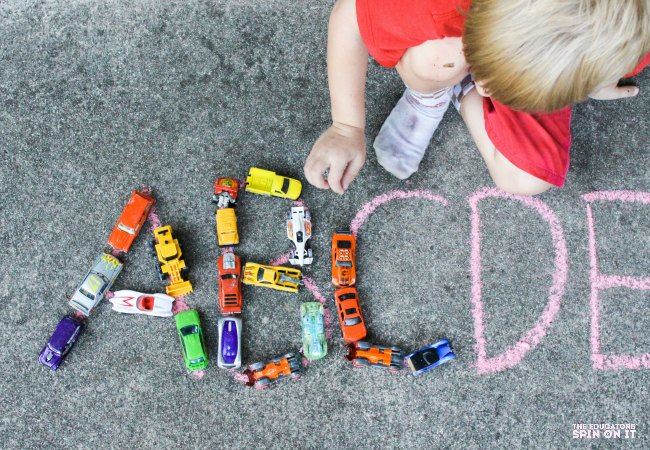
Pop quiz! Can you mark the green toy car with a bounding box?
[301,302,327,360]
[175,309,209,371]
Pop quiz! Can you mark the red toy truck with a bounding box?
[218,252,242,314]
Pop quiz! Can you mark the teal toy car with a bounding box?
[175,309,208,371]
[300,302,327,360]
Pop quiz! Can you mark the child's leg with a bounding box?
[373,87,451,180]
[458,89,554,196]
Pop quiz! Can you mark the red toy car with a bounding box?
[108,190,155,253]
[332,230,356,287]
[346,341,404,372]
[218,252,242,314]
[212,177,239,209]
[334,287,366,343]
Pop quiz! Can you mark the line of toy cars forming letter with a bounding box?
[109,290,175,318]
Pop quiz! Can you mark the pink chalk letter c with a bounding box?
[469,188,568,374]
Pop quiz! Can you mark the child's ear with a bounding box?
[474,80,490,97]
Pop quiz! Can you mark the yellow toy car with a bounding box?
[242,262,301,293]
[154,225,193,297]
[245,167,302,200]
[216,208,239,247]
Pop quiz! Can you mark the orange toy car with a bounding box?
[243,352,303,389]
[334,287,366,343]
[108,190,154,253]
[346,341,404,372]
[217,252,242,314]
[332,230,356,287]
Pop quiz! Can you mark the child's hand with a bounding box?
[304,122,366,194]
[589,82,639,100]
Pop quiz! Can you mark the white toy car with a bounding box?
[287,206,313,266]
[69,252,123,316]
[109,290,175,318]
[218,316,242,369]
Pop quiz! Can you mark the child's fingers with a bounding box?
[341,153,365,191]
[590,85,639,100]
[326,162,347,195]
[304,157,330,189]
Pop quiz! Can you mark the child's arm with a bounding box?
[304,0,368,194]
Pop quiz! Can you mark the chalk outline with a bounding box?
[469,188,568,374]
[583,190,650,370]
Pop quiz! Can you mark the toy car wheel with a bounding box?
[156,264,166,282]
[353,358,369,367]
[255,377,271,389]
[390,346,401,352]
[249,361,266,371]
[291,372,302,380]
[356,341,371,350]
[304,210,311,220]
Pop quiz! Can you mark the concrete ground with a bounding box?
[1,1,649,448]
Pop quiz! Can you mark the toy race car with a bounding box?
[38,315,84,371]
[332,230,356,287]
[217,252,242,314]
[69,251,123,316]
[175,309,208,371]
[216,207,239,247]
[217,316,242,369]
[244,352,303,389]
[245,167,302,200]
[154,225,193,297]
[346,341,404,372]
[287,206,313,266]
[212,177,239,209]
[404,339,455,376]
[301,302,327,360]
[107,190,155,253]
[334,287,366,343]
[242,262,301,293]
[109,290,175,318]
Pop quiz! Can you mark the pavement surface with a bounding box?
[1,1,649,448]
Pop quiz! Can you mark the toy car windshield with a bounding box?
[137,296,155,311]
[180,325,198,336]
[118,223,136,235]
[337,240,352,248]
[190,357,205,365]
[408,350,440,371]
[221,273,238,280]
[281,178,290,193]
[78,288,96,301]
[336,261,352,267]
[345,317,361,326]
[338,293,356,301]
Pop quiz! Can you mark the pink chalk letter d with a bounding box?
[469,188,568,374]
[583,191,650,370]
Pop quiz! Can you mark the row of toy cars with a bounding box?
[39,190,155,370]
[212,169,327,388]
[331,230,456,376]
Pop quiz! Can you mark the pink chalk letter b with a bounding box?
[583,191,650,370]
[469,188,568,374]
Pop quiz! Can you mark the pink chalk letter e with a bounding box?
[469,188,568,374]
[583,191,650,370]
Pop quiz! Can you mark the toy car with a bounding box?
[242,262,301,293]
[287,206,313,266]
[175,309,208,371]
[217,316,242,369]
[245,167,302,200]
[218,252,242,314]
[332,230,356,287]
[107,190,155,253]
[38,315,83,371]
[109,290,175,317]
[334,287,366,343]
[301,302,327,360]
[154,225,193,297]
[216,207,239,247]
[212,177,239,209]
[244,352,303,389]
[69,251,123,316]
[346,341,403,372]
[405,339,455,376]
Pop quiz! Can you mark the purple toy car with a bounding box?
[217,316,242,369]
[39,316,84,371]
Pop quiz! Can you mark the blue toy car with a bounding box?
[404,339,455,376]
[217,316,242,369]
[38,315,84,371]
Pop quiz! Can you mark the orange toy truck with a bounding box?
[332,230,356,287]
[108,190,154,253]
[346,341,404,372]
[154,225,193,297]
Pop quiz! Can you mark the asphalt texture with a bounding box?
[1,1,649,448]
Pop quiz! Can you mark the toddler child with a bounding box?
[303,0,650,195]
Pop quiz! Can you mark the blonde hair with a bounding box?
[463,0,650,112]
